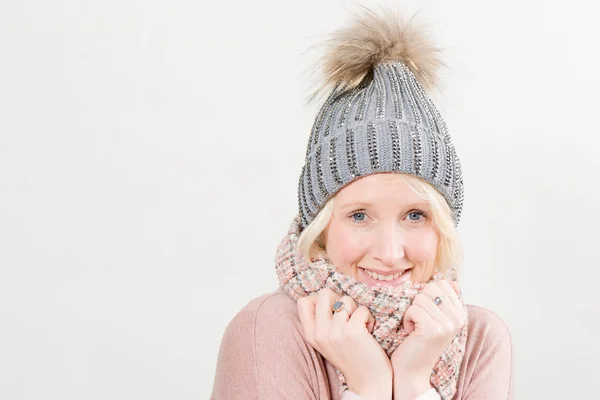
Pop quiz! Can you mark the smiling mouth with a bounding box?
[358,267,412,282]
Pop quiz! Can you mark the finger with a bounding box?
[403,303,435,334]
[449,281,460,295]
[424,283,465,328]
[423,281,458,311]
[329,296,359,340]
[315,288,339,327]
[331,296,358,323]
[348,305,376,334]
[443,281,467,326]
[435,280,462,309]
[412,292,448,323]
[297,294,317,342]
[449,281,463,301]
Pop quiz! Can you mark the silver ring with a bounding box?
[434,296,444,306]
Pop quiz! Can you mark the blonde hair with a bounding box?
[297,174,463,281]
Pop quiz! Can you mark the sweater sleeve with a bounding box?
[210,292,329,400]
[460,306,513,400]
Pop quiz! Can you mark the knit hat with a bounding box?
[297,8,464,228]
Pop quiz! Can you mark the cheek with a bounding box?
[325,223,366,272]
[406,229,439,264]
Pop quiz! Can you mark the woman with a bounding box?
[211,8,512,400]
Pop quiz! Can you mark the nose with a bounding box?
[371,223,405,267]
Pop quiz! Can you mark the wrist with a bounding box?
[392,371,432,400]
[347,372,393,400]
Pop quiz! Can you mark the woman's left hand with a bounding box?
[390,280,467,398]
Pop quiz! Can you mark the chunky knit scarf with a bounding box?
[275,216,468,400]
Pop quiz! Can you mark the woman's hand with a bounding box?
[297,288,393,400]
[391,280,467,399]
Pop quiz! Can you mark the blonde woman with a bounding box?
[211,8,512,400]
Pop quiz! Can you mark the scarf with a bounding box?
[275,216,468,400]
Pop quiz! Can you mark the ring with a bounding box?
[434,296,444,306]
[332,301,345,313]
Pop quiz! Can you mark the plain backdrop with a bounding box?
[1,0,599,399]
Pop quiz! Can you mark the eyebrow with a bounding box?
[338,201,431,213]
[338,202,373,212]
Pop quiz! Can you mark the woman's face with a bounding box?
[323,173,439,286]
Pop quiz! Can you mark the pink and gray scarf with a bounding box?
[275,216,468,400]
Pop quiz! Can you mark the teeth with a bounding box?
[364,269,401,281]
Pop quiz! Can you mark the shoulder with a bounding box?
[457,306,514,398]
[465,305,512,344]
[213,290,323,398]
[227,289,299,332]
[462,305,513,380]
[220,289,303,351]
[245,288,299,319]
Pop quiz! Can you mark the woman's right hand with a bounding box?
[297,288,392,400]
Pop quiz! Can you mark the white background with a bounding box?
[1,0,599,398]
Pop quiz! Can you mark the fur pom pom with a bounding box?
[307,6,444,103]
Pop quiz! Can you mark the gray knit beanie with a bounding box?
[298,8,464,228]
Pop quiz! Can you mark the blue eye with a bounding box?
[351,212,366,222]
[407,210,425,221]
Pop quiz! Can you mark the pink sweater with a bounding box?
[211,289,513,400]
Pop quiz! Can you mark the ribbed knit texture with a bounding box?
[298,61,464,228]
